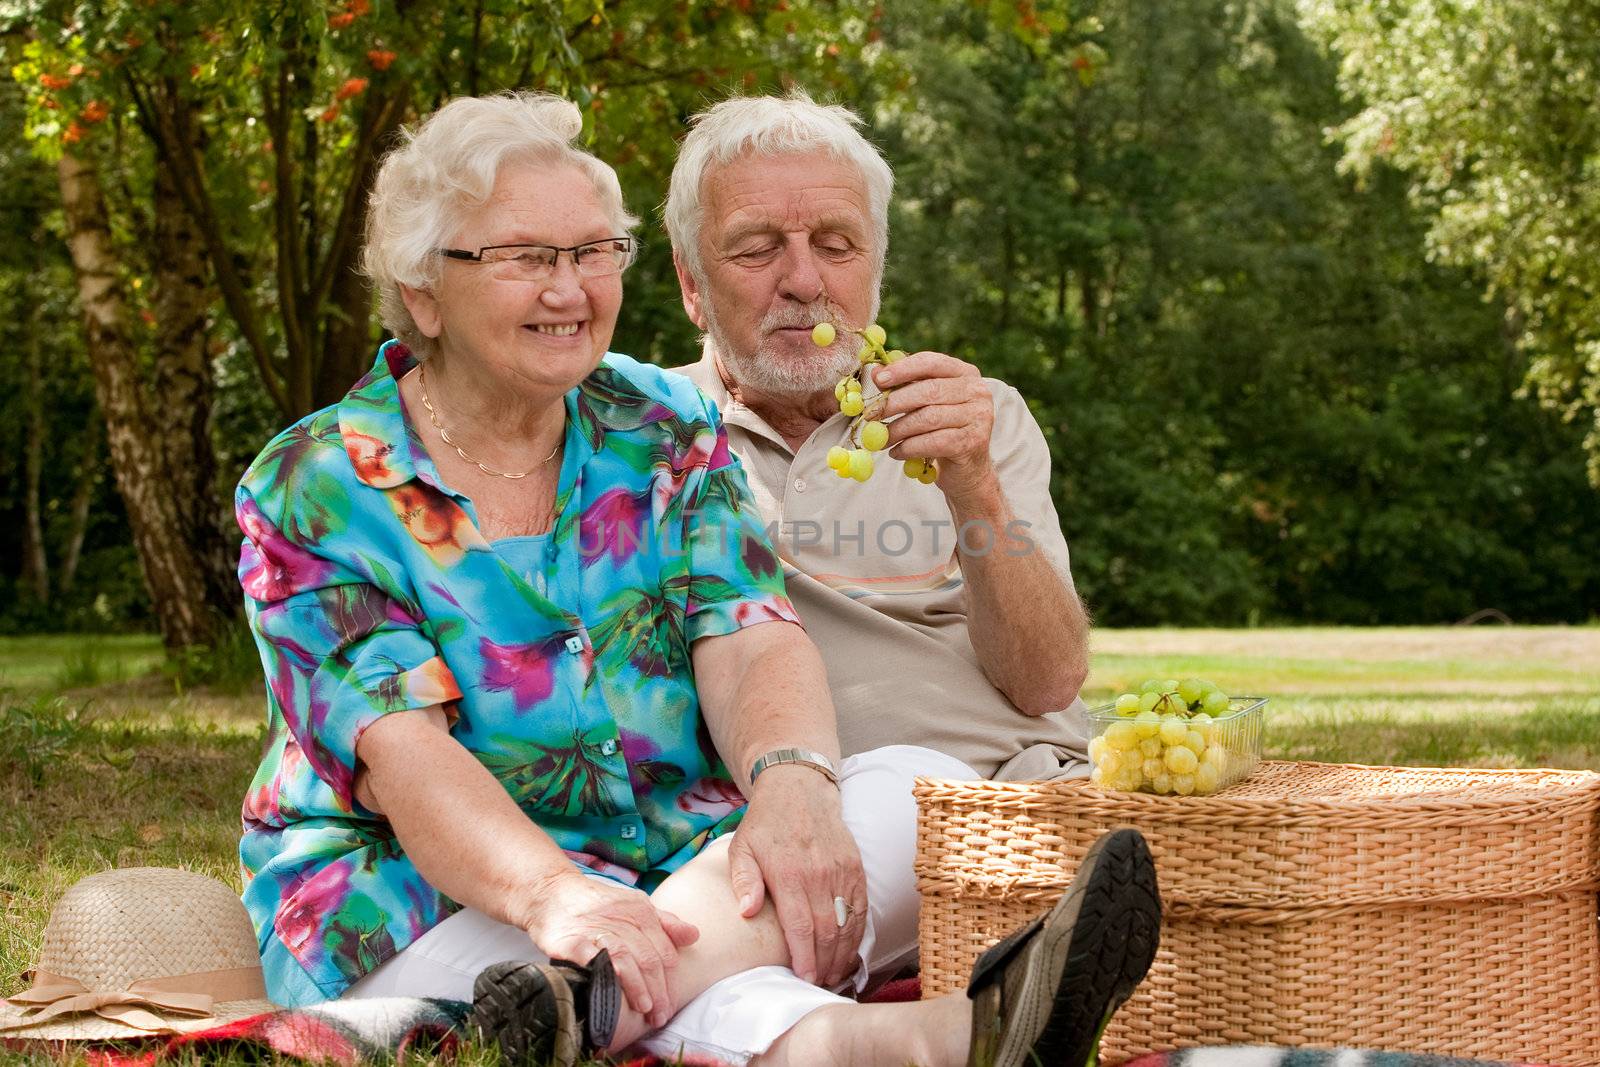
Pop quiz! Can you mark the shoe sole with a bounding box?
[588,949,622,1051]
[468,959,581,1067]
[986,828,1162,1067]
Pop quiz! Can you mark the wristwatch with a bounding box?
[748,747,840,787]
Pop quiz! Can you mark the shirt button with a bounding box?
[564,635,584,654]
[619,824,638,840]
[793,478,807,493]
[600,739,618,757]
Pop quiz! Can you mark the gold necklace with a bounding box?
[417,363,561,480]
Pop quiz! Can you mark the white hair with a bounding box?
[362,92,639,360]
[664,91,894,284]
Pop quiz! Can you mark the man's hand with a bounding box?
[726,768,867,988]
[872,352,998,506]
[514,868,700,1036]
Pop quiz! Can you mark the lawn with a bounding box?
[1,625,1596,1063]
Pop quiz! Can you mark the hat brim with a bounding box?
[0,997,277,1042]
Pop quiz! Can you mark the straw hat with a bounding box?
[0,867,276,1040]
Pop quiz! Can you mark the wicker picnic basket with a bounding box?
[914,761,1600,1066]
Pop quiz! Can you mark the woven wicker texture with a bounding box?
[915,761,1600,1066]
[35,867,260,988]
[0,867,274,1040]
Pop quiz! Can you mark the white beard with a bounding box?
[701,294,863,400]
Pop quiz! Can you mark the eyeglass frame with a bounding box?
[434,236,639,278]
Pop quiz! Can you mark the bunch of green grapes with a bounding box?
[810,321,938,485]
[1087,677,1246,796]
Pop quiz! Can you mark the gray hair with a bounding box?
[665,91,894,283]
[362,92,639,360]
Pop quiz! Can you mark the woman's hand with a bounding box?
[515,868,700,1034]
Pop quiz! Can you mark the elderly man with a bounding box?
[666,93,1093,782]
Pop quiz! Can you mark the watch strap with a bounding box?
[748,747,840,787]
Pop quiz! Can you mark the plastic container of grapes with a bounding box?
[1085,697,1267,796]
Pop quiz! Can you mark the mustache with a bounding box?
[761,300,835,333]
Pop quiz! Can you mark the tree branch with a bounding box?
[121,68,289,414]
[310,85,409,316]
[269,60,312,409]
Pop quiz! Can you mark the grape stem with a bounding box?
[823,316,936,478]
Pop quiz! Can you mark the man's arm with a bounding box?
[691,619,867,988]
[944,469,1091,715]
[873,355,1090,715]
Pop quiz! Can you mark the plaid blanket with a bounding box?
[6,997,726,1067]
[72,998,471,1066]
[4,995,1558,1067]
[1121,1049,1557,1067]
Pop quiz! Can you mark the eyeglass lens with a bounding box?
[485,240,631,280]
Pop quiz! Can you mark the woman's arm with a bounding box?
[353,705,572,924]
[354,708,697,1029]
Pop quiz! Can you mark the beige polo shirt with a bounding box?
[673,351,1090,781]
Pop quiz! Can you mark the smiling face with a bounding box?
[403,160,623,396]
[676,150,879,401]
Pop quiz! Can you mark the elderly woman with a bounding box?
[235,92,1158,1067]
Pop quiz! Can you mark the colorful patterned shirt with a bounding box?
[236,341,799,1005]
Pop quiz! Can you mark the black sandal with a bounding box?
[965,828,1162,1067]
[469,948,623,1066]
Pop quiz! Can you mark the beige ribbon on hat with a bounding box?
[0,965,267,1033]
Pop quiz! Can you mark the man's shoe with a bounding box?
[468,949,623,1066]
[965,827,1161,1067]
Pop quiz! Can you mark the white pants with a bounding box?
[343,744,977,1064]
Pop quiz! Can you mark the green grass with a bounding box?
[1083,626,1600,770]
[0,626,1596,1063]
[0,635,163,695]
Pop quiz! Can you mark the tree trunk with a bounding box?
[57,149,228,652]
[21,306,51,605]
[312,85,411,409]
[150,124,238,614]
[58,425,99,596]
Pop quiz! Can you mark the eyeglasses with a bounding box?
[435,237,638,281]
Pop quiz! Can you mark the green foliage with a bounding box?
[1299,0,1600,485]
[4,0,879,416]
[53,642,129,690]
[161,621,265,695]
[871,0,1600,624]
[0,696,88,786]
[0,0,1597,632]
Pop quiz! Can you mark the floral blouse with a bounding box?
[236,341,800,1005]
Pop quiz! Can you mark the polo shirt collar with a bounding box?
[685,346,800,455]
